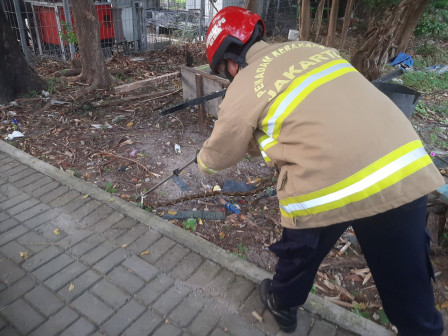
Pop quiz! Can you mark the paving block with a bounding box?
[107,266,144,294]
[90,279,131,309]
[59,195,91,214]
[239,287,265,322]
[93,248,129,274]
[0,193,31,212]
[210,328,231,336]
[14,202,50,222]
[32,306,79,336]
[227,276,255,305]
[100,300,146,336]
[59,317,96,336]
[0,276,36,306]
[32,181,60,198]
[126,229,162,255]
[24,285,65,316]
[56,229,93,251]
[0,240,31,264]
[169,295,205,327]
[34,222,69,242]
[14,172,44,188]
[0,224,29,247]
[188,305,221,336]
[22,209,60,229]
[113,217,139,230]
[32,253,74,281]
[0,259,25,285]
[22,176,53,194]
[0,298,45,334]
[70,200,102,221]
[122,255,159,281]
[6,198,40,216]
[70,233,104,257]
[114,224,148,247]
[120,310,163,336]
[72,292,114,325]
[152,282,191,316]
[205,269,235,298]
[16,231,50,253]
[58,270,101,303]
[152,323,181,336]
[154,243,189,273]
[22,245,63,272]
[90,212,124,233]
[135,274,174,306]
[7,168,36,183]
[1,163,27,176]
[44,261,88,291]
[169,251,203,281]
[49,190,82,208]
[140,236,176,264]
[40,185,70,203]
[79,204,114,227]
[80,241,116,265]
[186,259,221,288]
[309,319,338,336]
[0,327,20,336]
[220,313,265,336]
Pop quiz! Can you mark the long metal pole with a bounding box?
[13,0,30,63]
[62,0,76,60]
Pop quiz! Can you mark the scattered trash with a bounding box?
[388,52,414,69]
[41,90,50,97]
[213,185,221,192]
[427,64,448,75]
[7,111,17,116]
[91,123,112,129]
[436,184,448,203]
[172,175,189,192]
[222,180,258,193]
[129,149,137,157]
[131,57,145,61]
[162,210,226,220]
[112,115,126,123]
[174,143,181,154]
[50,99,69,105]
[217,197,241,214]
[4,131,24,140]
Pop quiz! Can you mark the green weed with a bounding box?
[105,182,117,193]
[183,218,197,232]
[232,243,248,260]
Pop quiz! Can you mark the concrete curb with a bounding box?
[0,140,394,336]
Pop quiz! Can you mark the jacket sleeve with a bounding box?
[197,109,256,174]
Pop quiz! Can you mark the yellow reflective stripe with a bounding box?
[262,60,357,139]
[280,140,432,217]
[197,156,218,174]
[258,134,278,151]
[261,151,271,163]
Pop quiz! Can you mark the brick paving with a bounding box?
[0,143,394,336]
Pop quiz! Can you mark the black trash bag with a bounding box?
[373,82,421,119]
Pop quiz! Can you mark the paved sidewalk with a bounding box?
[0,141,394,336]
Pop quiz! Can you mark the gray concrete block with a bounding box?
[22,176,53,194]
[58,270,101,303]
[93,248,129,274]
[31,306,79,336]
[169,251,203,281]
[56,229,93,251]
[80,241,116,265]
[70,233,104,257]
[152,282,191,316]
[120,310,163,336]
[220,313,265,336]
[79,204,114,228]
[113,224,148,247]
[152,323,181,336]
[107,266,144,294]
[0,240,31,264]
[154,243,188,273]
[14,202,50,222]
[0,217,19,234]
[44,261,88,291]
[113,217,139,230]
[32,181,60,198]
[40,185,70,203]
[22,245,63,272]
[309,319,338,336]
[126,229,162,254]
[227,276,255,305]
[91,279,131,309]
[72,292,114,324]
[6,198,40,216]
[32,253,74,281]
[122,255,159,281]
[22,209,60,229]
[14,172,44,188]
[70,199,102,221]
[59,317,96,336]
[135,274,174,306]
[49,189,81,208]
[0,193,31,212]
[210,328,232,336]
[205,268,234,298]
[0,163,27,176]
[140,236,176,264]
[59,195,90,214]
[91,212,124,233]
[0,298,45,334]
[0,259,25,286]
[24,285,65,316]
[34,222,69,242]
[239,287,265,323]
[101,300,146,336]
[188,306,221,336]
[169,295,205,327]
[0,327,21,336]
[0,276,36,306]
[187,260,221,288]
[16,231,50,253]
[7,168,36,183]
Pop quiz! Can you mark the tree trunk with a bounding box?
[350,0,429,81]
[0,8,45,103]
[299,0,311,41]
[338,0,354,49]
[70,0,113,89]
[312,0,325,42]
[326,0,339,47]
[247,0,259,14]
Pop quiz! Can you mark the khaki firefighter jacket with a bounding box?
[198,40,444,229]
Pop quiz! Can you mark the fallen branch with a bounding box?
[91,151,161,177]
[114,71,181,94]
[92,89,181,108]
[56,68,131,77]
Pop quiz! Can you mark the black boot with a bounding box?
[259,278,298,333]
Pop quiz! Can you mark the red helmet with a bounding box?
[206,7,265,73]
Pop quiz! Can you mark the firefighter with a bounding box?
[197,6,445,336]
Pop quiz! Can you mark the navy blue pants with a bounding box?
[269,196,444,336]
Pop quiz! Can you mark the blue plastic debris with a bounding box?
[388,53,414,68]
[436,184,448,203]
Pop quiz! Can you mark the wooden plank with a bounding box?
[113,71,181,94]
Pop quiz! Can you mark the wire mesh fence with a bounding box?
[1,0,299,62]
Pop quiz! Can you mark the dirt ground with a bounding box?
[1,40,447,333]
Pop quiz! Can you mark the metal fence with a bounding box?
[1,0,298,62]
